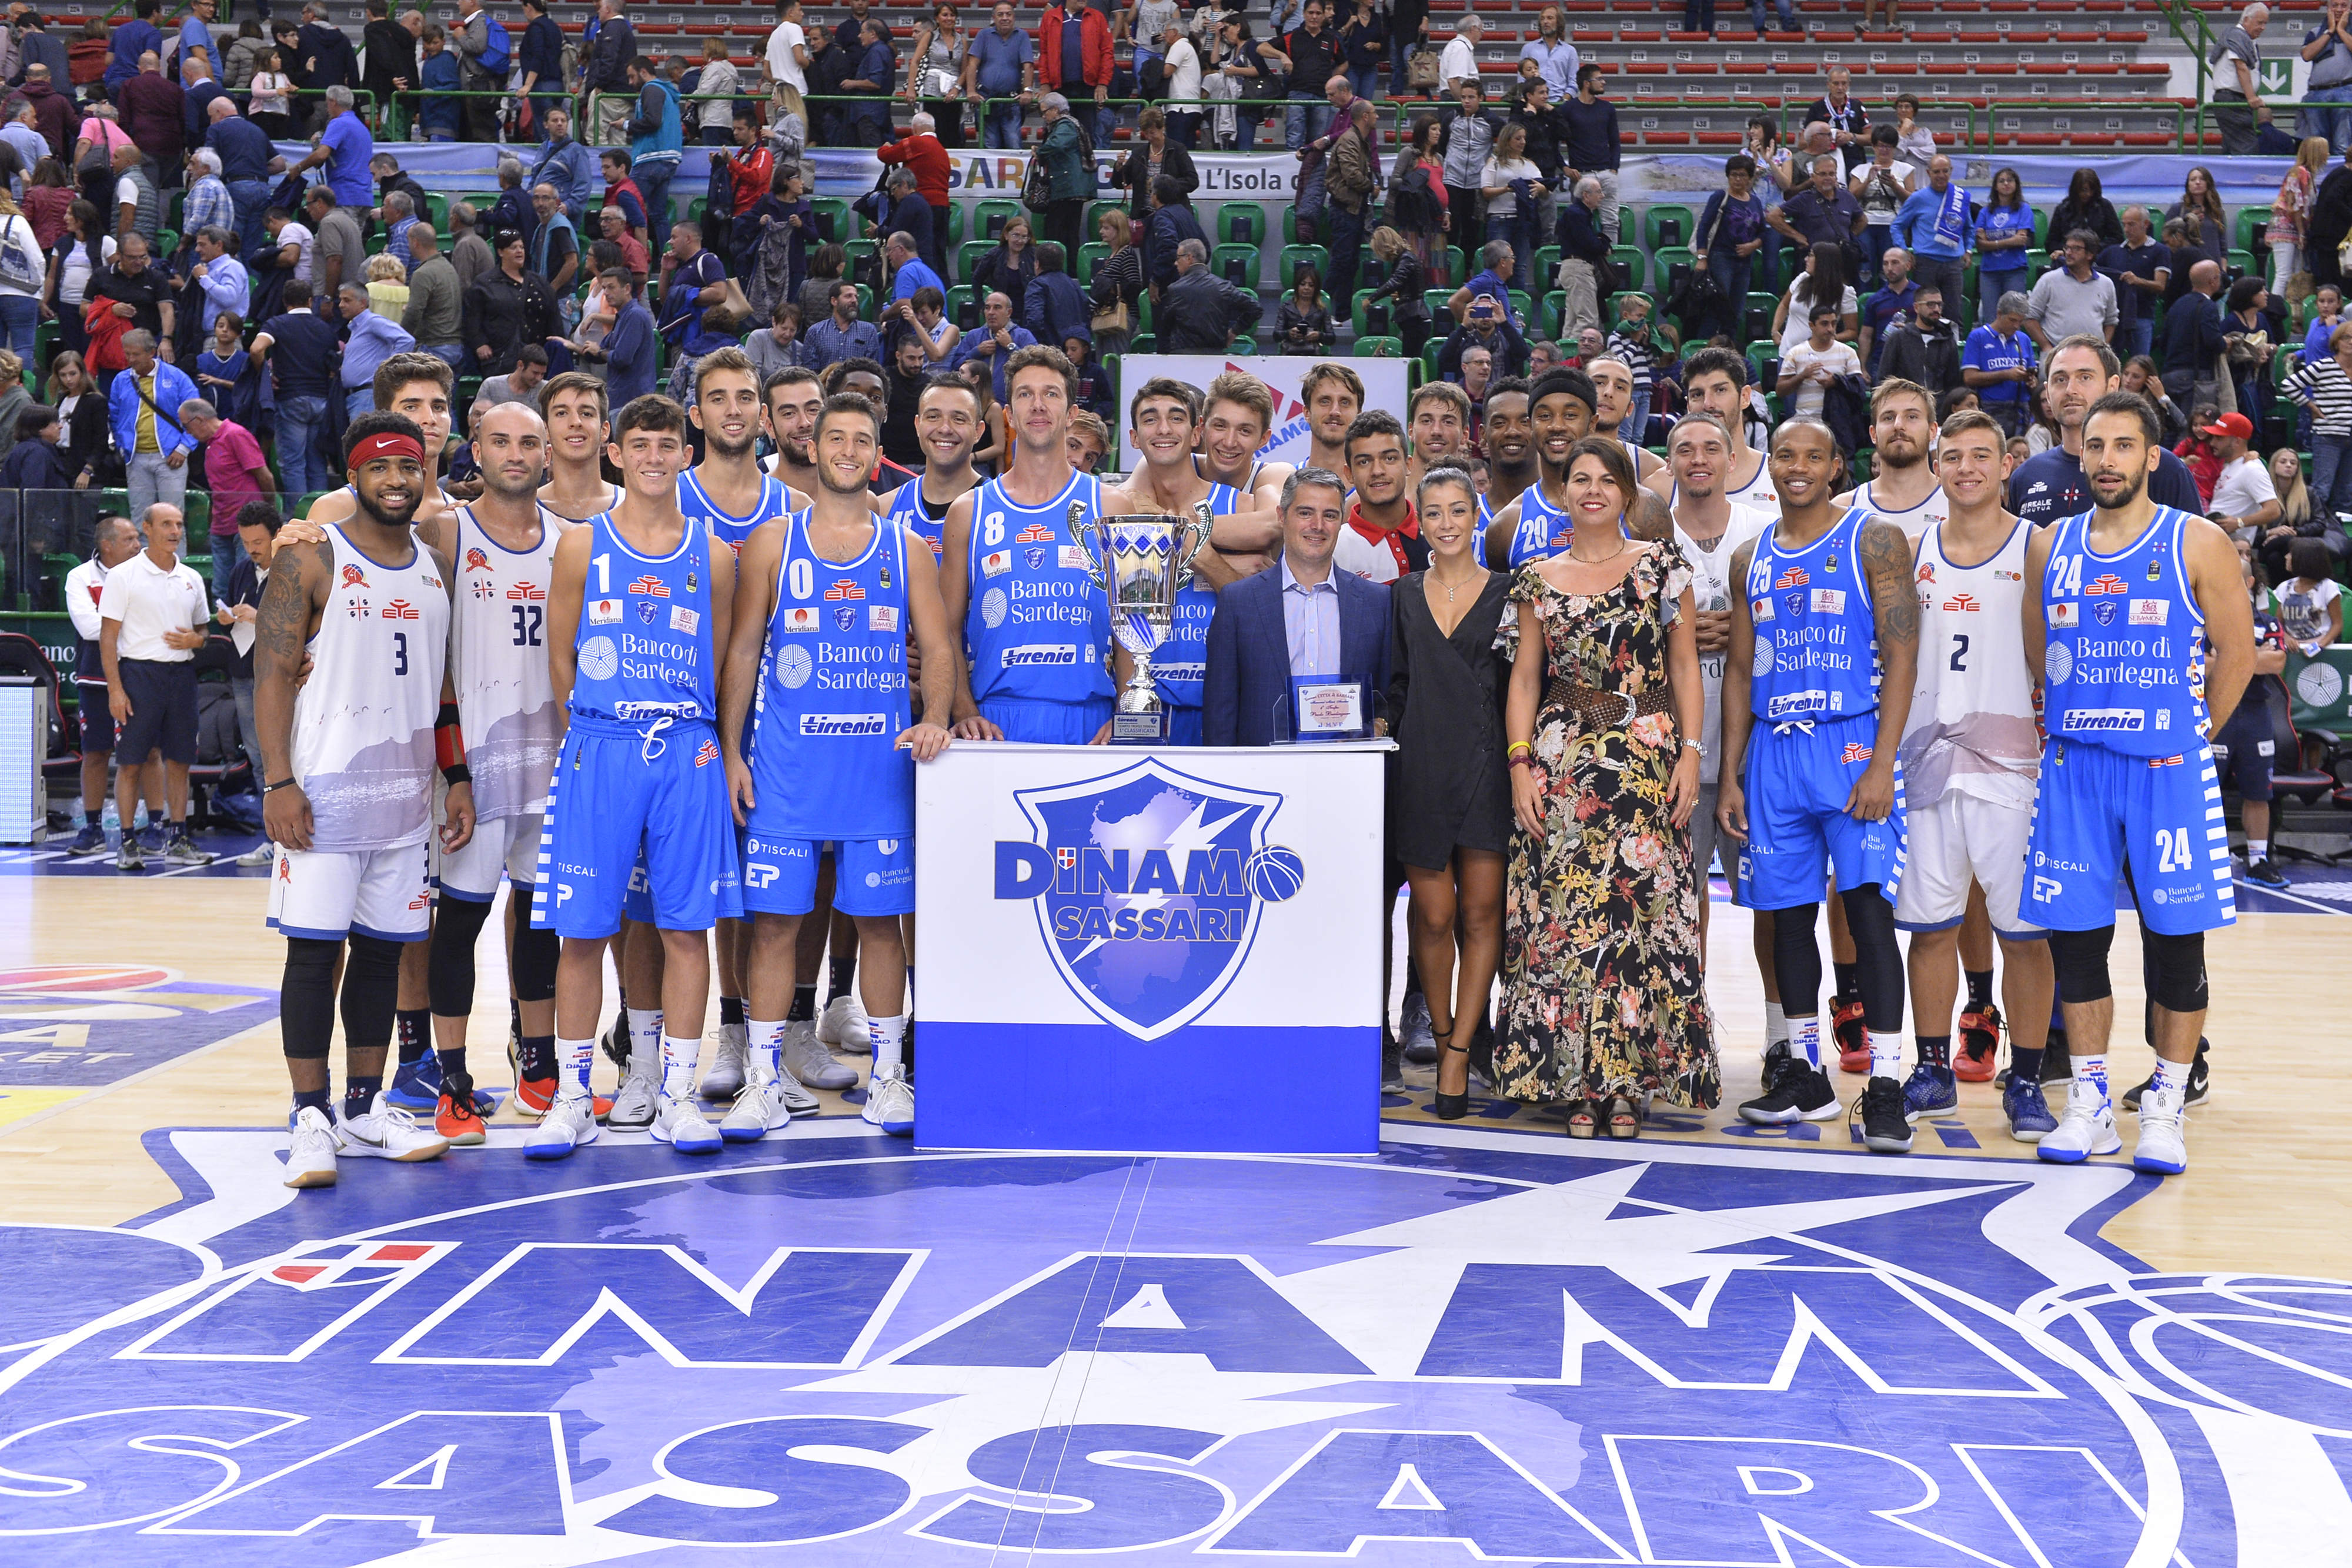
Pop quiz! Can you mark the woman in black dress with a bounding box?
[1387,464,1512,1119]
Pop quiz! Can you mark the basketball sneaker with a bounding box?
[783,1019,858,1091]
[2244,857,2289,890]
[607,1045,660,1131]
[235,841,275,867]
[115,835,144,872]
[863,1062,915,1136]
[2121,1040,2210,1111]
[284,1106,339,1189]
[525,1094,600,1159]
[162,830,214,866]
[1738,1050,1840,1125]
[1857,1076,1913,1154]
[820,993,871,1052]
[1400,993,1439,1065]
[339,1093,451,1163]
[64,823,106,856]
[602,1011,631,1071]
[651,1094,723,1154]
[720,1072,794,1142]
[1830,993,1869,1073]
[2002,1075,2058,1143]
[386,1052,445,1112]
[699,1021,749,1100]
[1955,1004,2002,1082]
[1900,1062,1957,1121]
[2132,1085,2190,1174]
[2037,1080,2121,1164]
[435,1071,493,1146]
[511,1074,613,1119]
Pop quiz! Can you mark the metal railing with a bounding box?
[2154,0,2217,108]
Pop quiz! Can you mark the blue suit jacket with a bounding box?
[1203,563,1391,747]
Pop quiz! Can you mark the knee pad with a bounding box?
[339,933,405,1054]
[1836,885,1906,1031]
[2047,925,2117,1007]
[2143,929,2209,1014]
[426,895,494,1018]
[280,938,341,1061]
[510,917,560,1004]
[1772,901,1825,1014]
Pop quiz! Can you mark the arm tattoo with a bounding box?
[1628,492,1675,542]
[255,540,323,664]
[1860,521,1918,648]
[1727,538,1757,589]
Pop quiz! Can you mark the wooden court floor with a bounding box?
[4,875,2346,1282]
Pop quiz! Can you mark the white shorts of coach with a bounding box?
[1893,790,2044,941]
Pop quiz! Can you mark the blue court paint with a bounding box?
[0,965,275,1088]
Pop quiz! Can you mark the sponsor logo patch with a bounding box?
[2086,573,2128,596]
[868,605,899,633]
[782,606,821,633]
[2129,599,2168,626]
[800,713,890,737]
[981,550,1012,578]
[1810,588,1846,616]
[2049,601,2079,628]
[670,606,700,634]
[629,575,671,599]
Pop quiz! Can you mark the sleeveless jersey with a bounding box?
[293,523,449,854]
[2038,506,2207,756]
[1744,505,1882,723]
[1674,502,1772,783]
[539,484,623,529]
[1472,494,1495,568]
[881,473,966,563]
[1505,482,1575,568]
[751,510,913,838]
[568,512,717,724]
[449,509,560,822]
[1154,480,1240,713]
[1852,478,1948,543]
[966,469,1114,706]
[679,469,793,557]
[1725,452,1781,513]
[1900,518,2039,808]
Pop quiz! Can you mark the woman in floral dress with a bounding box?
[1496,436,1720,1137]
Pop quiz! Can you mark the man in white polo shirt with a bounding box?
[98,503,215,872]
[2200,412,2281,539]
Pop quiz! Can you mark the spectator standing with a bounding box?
[1558,64,1620,244]
[764,0,811,134]
[212,500,280,861]
[1555,172,1611,340]
[1776,303,1859,420]
[590,268,657,404]
[119,50,185,190]
[185,222,246,333]
[111,141,159,248]
[1038,0,1111,146]
[2202,411,2282,543]
[2303,0,2352,153]
[1141,175,1204,296]
[1892,155,1970,330]
[901,6,967,151]
[1155,237,1258,352]
[1962,290,2037,436]
[837,18,897,146]
[445,0,503,143]
[1438,80,1499,273]
[807,278,888,372]
[528,108,595,225]
[335,281,414,414]
[204,98,272,270]
[1847,126,1916,281]
[1858,247,1915,375]
[1387,0,1428,97]
[1282,0,1340,149]
[877,115,951,266]
[462,228,558,377]
[624,55,685,253]
[290,86,373,211]
[1021,240,1089,348]
[1437,14,1478,91]
[1803,64,1869,173]
[1770,151,1866,276]
[98,500,212,871]
[964,2,1033,152]
[1518,6,1575,99]
[296,1,358,93]
[1034,92,1093,260]
[1325,98,1377,310]
[0,403,71,492]
[300,185,365,304]
[410,28,459,138]
[20,63,76,165]
[2271,137,2330,288]
[178,399,272,581]
[2023,230,2120,351]
[1480,121,1544,296]
[1694,153,1768,344]
[397,226,462,372]
[527,182,580,305]
[1160,22,1204,149]
[2167,165,2231,274]
[362,0,416,130]
[1361,225,1432,357]
[2162,258,2227,412]
[2049,168,2124,253]
[652,220,733,400]
[1332,0,1382,102]
[1086,208,1141,358]
[1113,106,1197,219]
[108,327,196,514]
[2286,319,2352,520]
[515,0,567,133]
[1973,166,2033,326]
[447,202,495,294]
[105,0,165,102]
[2211,4,2269,157]
[583,0,637,145]
[474,346,549,413]
[17,15,66,89]
[973,209,1040,317]
[2099,206,2171,362]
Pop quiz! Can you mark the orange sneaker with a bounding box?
[1832,994,1870,1074]
[436,1077,490,1146]
[513,1076,613,1119]
[1955,1004,2004,1082]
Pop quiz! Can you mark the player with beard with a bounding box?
[530,394,741,1162]
[881,375,988,561]
[1406,381,1475,497]
[539,373,624,523]
[721,392,958,1139]
[824,359,921,496]
[1483,368,1595,568]
[1117,377,1278,744]
[1896,409,2058,1144]
[1301,362,1364,479]
[258,414,465,1188]
[1835,379,1946,540]
[2023,393,2251,1175]
[1194,372,1291,510]
[2006,336,2204,529]
[1645,347,1780,514]
[1480,377,1538,524]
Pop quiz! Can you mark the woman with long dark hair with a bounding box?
[1974,165,2033,325]
[2049,168,2123,252]
[2166,165,2230,270]
[1275,266,1336,353]
[1773,239,1856,353]
[42,198,107,363]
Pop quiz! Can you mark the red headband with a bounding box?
[349,430,425,468]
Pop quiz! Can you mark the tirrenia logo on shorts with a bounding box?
[993,758,1301,1039]
[800,714,889,737]
[2062,708,2145,733]
[1003,644,1078,667]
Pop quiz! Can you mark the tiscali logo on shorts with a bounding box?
[577,636,619,681]
[980,587,1007,628]
[800,714,890,737]
[1003,645,1078,667]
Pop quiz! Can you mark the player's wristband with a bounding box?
[434,701,467,783]
[263,777,298,794]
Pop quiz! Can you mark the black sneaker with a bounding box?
[1739,1058,1840,1125]
[1857,1075,1913,1153]
[603,1011,632,1072]
[2245,857,2290,890]
[2001,1027,2073,1090]
[2122,1038,2211,1111]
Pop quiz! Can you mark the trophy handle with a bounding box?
[1173,501,1215,593]
[1065,499,1107,591]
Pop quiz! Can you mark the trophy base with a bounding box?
[1110,708,1171,744]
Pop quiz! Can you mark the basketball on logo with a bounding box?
[1243,846,1305,902]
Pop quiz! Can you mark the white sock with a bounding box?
[557,1035,595,1099]
[1765,1002,1789,1049]
[2150,1056,2189,1098]
[659,1034,700,1099]
[2077,1054,2109,1104]
[1789,1015,1821,1068]
[626,1007,663,1072]
[2246,837,2269,861]
[869,1012,907,1072]
[749,1017,784,1080]
[1869,1028,1902,1081]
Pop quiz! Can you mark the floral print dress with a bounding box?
[1494,547,1721,1110]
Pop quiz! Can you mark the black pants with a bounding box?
[1043,199,1085,269]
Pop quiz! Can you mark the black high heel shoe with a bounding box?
[1433,1037,1471,1121]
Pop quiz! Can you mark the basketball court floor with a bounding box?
[2,858,2347,1565]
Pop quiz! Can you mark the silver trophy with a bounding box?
[1067,499,1215,743]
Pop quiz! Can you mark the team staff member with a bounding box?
[60,517,148,858]
[721,391,957,1141]
[98,503,214,871]
[255,416,465,1189]
[1333,409,1431,583]
[2006,335,2204,527]
[2024,392,2253,1176]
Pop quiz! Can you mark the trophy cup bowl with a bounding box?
[1067,500,1214,743]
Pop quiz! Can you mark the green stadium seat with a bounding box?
[1610,245,1646,293]
[1352,292,1401,337]
[1352,335,1402,357]
[972,199,1023,243]
[810,198,853,246]
[1533,246,1561,293]
[1230,336,1258,356]
[1078,242,1110,283]
[1213,243,1259,290]
[957,239,995,283]
[1422,287,1453,319]
[1643,205,1695,252]
[1281,245,1331,286]
[1217,204,1264,248]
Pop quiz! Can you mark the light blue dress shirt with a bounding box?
[342,307,417,392]
[1279,555,1342,678]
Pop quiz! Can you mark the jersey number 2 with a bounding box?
[2156,825,2194,874]
[1949,633,1970,672]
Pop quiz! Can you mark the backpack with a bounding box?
[1385,159,1439,233]
[479,16,512,75]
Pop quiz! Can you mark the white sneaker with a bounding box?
[719,1072,794,1142]
[2133,1085,2190,1175]
[652,1093,724,1154]
[607,1045,660,1131]
[783,1019,858,1090]
[285,1106,339,1188]
[699,1021,749,1100]
[820,994,871,1052]
[2037,1081,2122,1164]
[774,1061,821,1114]
[525,1094,600,1160]
[338,1094,451,1162]
[236,841,276,867]
[862,1063,914,1137]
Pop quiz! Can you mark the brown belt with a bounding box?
[1545,678,1673,730]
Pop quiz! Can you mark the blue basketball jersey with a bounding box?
[1154,480,1241,714]
[749,510,914,838]
[678,469,793,557]
[1471,494,1493,567]
[881,474,957,564]
[1743,506,1881,723]
[966,470,1114,706]
[1505,483,1575,568]
[568,513,717,723]
[2038,506,2208,757]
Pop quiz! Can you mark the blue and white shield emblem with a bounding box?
[833,604,858,631]
[1026,546,1048,570]
[1007,757,1286,1039]
[639,599,658,624]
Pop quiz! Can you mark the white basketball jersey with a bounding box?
[1855,477,1949,541]
[1674,501,1772,784]
[293,523,450,854]
[1723,451,1779,513]
[449,509,560,823]
[1900,517,2039,810]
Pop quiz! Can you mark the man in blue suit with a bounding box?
[1202,466,1390,746]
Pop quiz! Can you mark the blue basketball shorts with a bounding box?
[740,830,913,917]
[2023,738,2236,937]
[532,717,744,938]
[1735,711,1909,911]
[982,694,1114,744]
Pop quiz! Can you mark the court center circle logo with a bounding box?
[577,634,619,683]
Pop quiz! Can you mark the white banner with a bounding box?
[914,740,1385,1152]
[1111,355,1413,476]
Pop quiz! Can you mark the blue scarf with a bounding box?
[1932,181,1967,253]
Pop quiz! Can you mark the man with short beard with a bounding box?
[1582,354,1671,506]
[257,414,465,1189]
[2004,335,2204,529]
[537,371,622,523]
[1833,377,1945,539]
[1642,347,1780,511]
[883,371,988,561]
[1299,362,1363,479]
[761,365,826,494]
[1405,380,1474,497]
